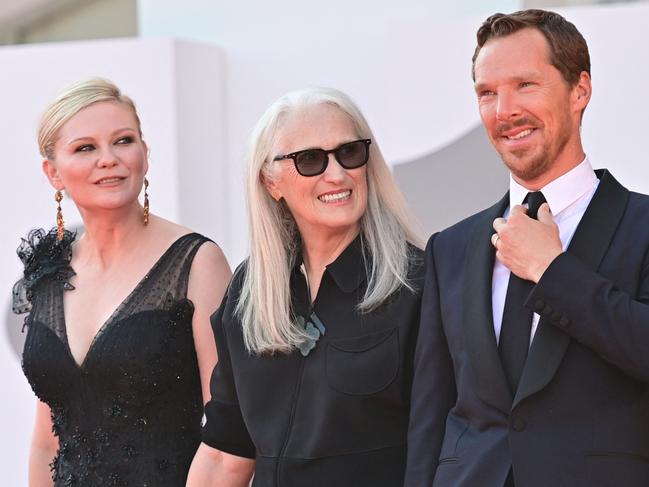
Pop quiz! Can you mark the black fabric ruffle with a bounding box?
[12,228,76,315]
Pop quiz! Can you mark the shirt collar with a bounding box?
[293,234,367,295]
[325,234,367,293]
[509,157,598,215]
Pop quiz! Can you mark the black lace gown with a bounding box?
[13,229,210,486]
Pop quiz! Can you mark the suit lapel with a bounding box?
[513,170,630,408]
[463,192,513,414]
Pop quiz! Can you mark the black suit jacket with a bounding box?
[405,170,649,487]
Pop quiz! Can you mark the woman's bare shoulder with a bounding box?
[148,214,194,241]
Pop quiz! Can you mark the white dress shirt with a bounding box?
[492,157,599,344]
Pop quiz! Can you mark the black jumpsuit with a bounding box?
[202,237,424,487]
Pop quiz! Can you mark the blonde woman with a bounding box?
[188,88,424,486]
[13,78,231,486]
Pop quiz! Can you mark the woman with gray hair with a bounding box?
[188,87,424,486]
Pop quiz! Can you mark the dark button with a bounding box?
[551,311,562,323]
[559,316,570,328]
[534,300,545,311]
[512,416,527,432]
[542,305,553,315]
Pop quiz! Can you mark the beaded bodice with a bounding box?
[15,229,208,486]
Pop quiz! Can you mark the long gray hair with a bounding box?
[237,87,423,354]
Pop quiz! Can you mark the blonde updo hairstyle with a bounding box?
[38,78,142,160]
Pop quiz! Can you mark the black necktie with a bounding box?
[498,191,546,393]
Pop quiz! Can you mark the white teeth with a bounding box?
[508,128,534,140]
[97,177,122,184]
[318,190,351,203]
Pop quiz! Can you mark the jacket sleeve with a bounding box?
[405,234,457,486]
[527,250,649,382]
[201,293,256,459]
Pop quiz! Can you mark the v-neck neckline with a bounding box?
[60,233,196,369]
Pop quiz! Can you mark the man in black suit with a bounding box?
[405,9,649,487]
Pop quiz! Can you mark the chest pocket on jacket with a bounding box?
[325,328,399,395]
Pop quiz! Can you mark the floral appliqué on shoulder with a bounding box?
[12,228,76,326]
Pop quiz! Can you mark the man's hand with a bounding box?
[491,203,563,283]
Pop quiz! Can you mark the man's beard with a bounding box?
[501,144,552,182]
[495,118,572,183]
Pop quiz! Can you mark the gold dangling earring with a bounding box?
[143,177,150,226]
[55,190,65,241]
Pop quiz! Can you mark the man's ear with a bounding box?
[261,173,282,201]
[573,71,592,113]
[42,159,64,191]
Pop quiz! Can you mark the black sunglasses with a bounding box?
[273,139,371,177]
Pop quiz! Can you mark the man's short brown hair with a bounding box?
[471,9,591,86]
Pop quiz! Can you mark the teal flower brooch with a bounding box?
[296,312,326,357]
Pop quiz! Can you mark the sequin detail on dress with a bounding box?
[16,230,209,486]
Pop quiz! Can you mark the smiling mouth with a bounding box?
[95,177,125,185]
[318,190,351,203]
[504,128,536,140]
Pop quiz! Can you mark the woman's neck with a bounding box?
[75,204,149,270]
